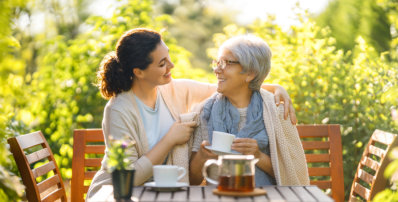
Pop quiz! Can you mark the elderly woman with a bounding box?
[190,35,309,186]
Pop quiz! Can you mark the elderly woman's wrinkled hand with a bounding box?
[231,138,261,158]
[199,141,218,159]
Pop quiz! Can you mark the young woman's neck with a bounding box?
[131,80,158,109]
[225,88,253,108]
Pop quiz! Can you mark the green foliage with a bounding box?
[209,16,397,199]
[316,0,391,53]
[107,138,136,172]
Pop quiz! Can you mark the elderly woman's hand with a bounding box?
[231,138,261,158]
[198,141,218,159]
[273,85,297,125]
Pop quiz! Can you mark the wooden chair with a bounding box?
[7,131,67,202]
[71,129,105,202]
[349,129,398,201]
[297,124,345,202]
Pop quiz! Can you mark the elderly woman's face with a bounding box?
[214,48,251,96]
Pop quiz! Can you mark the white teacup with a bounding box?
[153,165,186,186]
[211,131,235,152]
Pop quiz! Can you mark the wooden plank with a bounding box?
[173,188,188,201]
[302,141,330,150]
[357,169,374,185]
[297,125,330,137]
[85,158,102,167]
[276,186,300,201]
[203,185,220,202]
[368,145,386,158]
[26,148,50,164]
[291,186,316,202]
[157,190,172,201]
[32,161,56,178]
[85,145,105,154]
[37,174,60,193]
[84,185,89,193]
[140,187,157,201]
[189,186,203,201]
[310,180,331,189]
[372,130,396,145]
[41,188,65,202]
[352,182,370,200]
[132,186,144,201]
[16,131,45,150]
[306,154,330,163]
[308,167,330,176]
[305,186,334,202]
[263,186,284,201]
[84,171,97,180]
[361,156,380,171]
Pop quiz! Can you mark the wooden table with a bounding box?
[88,185,334,202]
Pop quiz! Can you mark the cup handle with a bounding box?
[202,159,219,185]
[177,167,187,181]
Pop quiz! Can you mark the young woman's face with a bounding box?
[214,48,250,97]
[140,40,174,86]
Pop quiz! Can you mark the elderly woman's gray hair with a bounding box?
[220,35,272,91]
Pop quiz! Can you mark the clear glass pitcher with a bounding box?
[202,155,259,192]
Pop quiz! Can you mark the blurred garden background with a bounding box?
[1,0,398,200]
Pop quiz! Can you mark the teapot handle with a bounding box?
[202,159,219,185]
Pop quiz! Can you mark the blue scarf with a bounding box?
[202,91,268,151]
[201,91,275,185]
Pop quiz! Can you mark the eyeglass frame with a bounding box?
[212,59,240,70]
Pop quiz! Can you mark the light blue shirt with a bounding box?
[134,92,175,150]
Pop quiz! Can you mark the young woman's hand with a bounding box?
[273,85,297,125]
[166,121,197,145]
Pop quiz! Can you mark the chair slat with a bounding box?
[26,148,51,164]
[352,182,369,200]
[41,188,66,202]
[302,141,330,150]
[361,156,380,171]
[357,169,374,185]
[72,129,104,202]
[37,174,61,193]
[372,130,396,145]
[368,145,386,158]
[308,167,330,176]
[305,154,330,163]
[310,180,331,189]
[85,145,105,154]
[32,161,56,178]
[16,131,45,149]
[85,158,103,167]
[84,185,90,193]
[297,125,330,138]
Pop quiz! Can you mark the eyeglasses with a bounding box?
[212,59,240,70]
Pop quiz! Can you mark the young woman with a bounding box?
[190,35,309,186]
[87,28,296,197]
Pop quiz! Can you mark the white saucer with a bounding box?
[144,182,188,191]
[205,145,241,155]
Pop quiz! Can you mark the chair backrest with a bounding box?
[349,129,398,201]
[71,129,105,202]
[297,124,345,202]
[7,131,67,202]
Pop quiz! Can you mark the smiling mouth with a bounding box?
[218,78,225,82]
[164,72,171,77]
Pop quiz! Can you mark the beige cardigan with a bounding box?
[259,89,309,185]
[87,79,215,198]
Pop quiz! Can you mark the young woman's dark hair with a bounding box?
[97,28,161,99]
